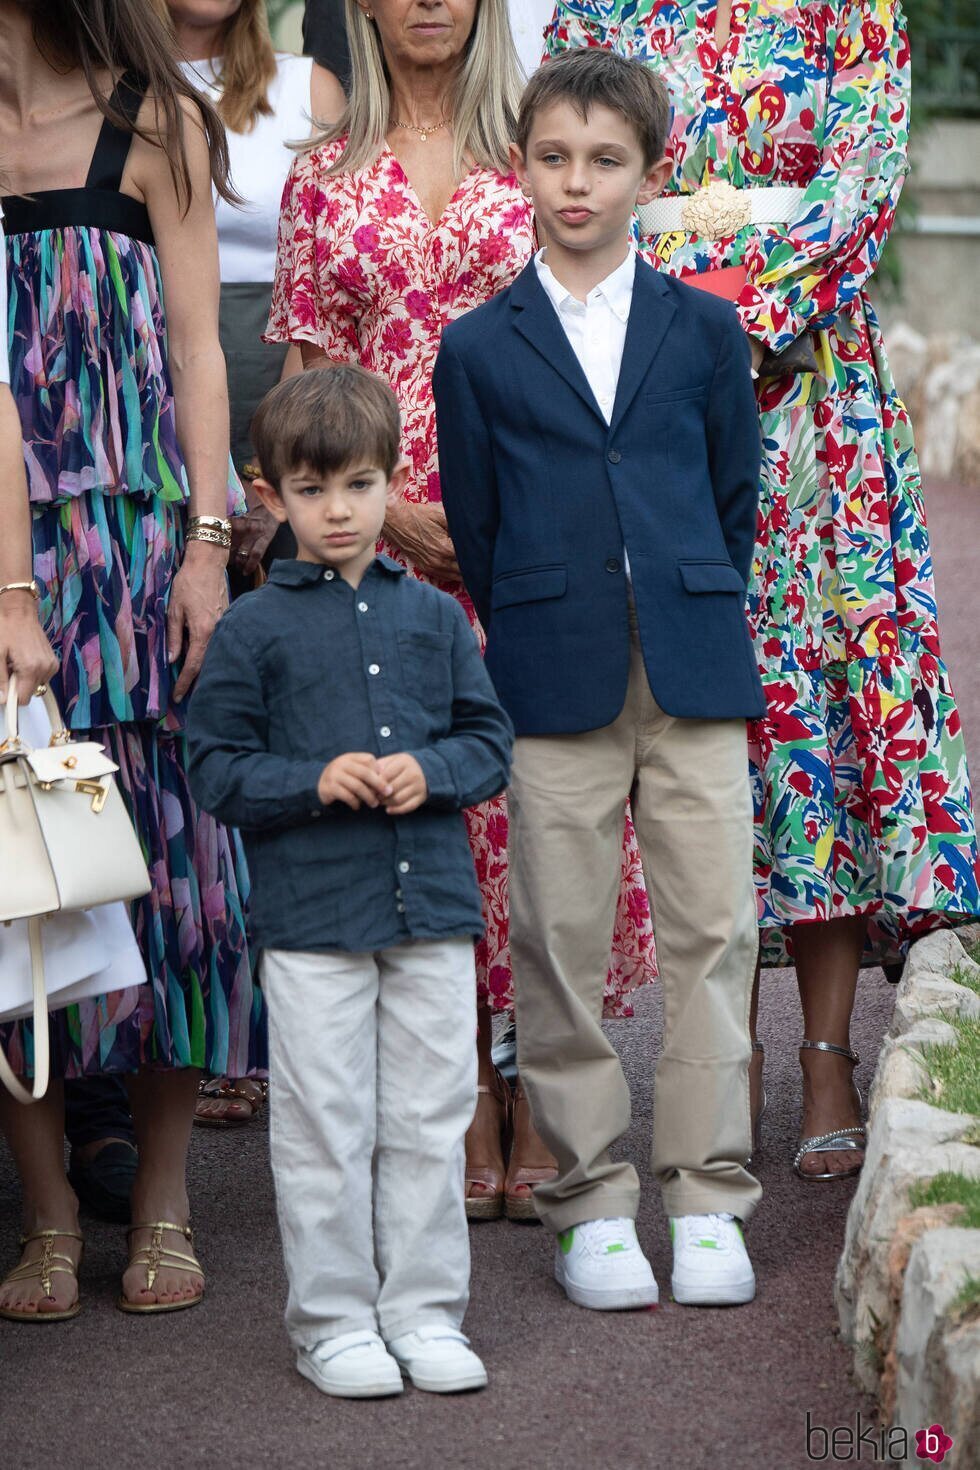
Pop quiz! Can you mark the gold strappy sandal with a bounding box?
[0,1229,83,1323]
[117,1220,204,1315]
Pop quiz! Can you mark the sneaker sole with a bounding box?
[670,1275,756,1307]
[297,1355,404,1399]
[399,1366,489,1393]
[556,1268,659,1312]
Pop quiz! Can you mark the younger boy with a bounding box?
[188,366,513,1395]
[433,49,765,1310]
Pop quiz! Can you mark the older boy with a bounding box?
[434,49,764,1310]
[188,367,512,1395]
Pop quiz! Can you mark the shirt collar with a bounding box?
[267,554,407,587]
[534,244,636,324]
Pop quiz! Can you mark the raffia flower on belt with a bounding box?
[680,180,752,240]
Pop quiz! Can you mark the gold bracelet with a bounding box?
[186,527,232,550]
[188,514,232,536]
[0,579,41,601]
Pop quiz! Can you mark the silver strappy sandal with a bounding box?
[793,1040,866,1182]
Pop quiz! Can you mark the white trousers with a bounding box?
[261,939,477,1348]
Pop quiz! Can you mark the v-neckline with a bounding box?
[696,0,747,75]
[382,143,476,234]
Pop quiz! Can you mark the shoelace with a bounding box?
[684,1212,735,1250]
[587,1219,636,1255]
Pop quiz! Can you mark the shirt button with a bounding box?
[398,860,410,874]
[368,663,381,676]
[605,557,621,574]
[380,725,391,738]
[395,888,402,899]
[323,569,335,581]
[396,902,406,914]
[357,601,368,612]
[608,449,621,464]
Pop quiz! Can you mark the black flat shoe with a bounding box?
[67,1141,137,1223]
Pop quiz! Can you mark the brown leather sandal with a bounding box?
[504,1083,558,1221]
[0,1229,83,1323]
[465,1068,511,1221]
[194,1076,268,1128]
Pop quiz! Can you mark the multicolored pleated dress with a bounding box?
[1,75,260,1077]
[550,0,980,965]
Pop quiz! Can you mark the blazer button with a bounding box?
[605,557,621,574]
[607,449,621,464]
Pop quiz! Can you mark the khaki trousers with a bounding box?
[510,626,762,1231]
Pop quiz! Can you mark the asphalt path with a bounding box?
[1,479,977,1470]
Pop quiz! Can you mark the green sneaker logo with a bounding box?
[605,1243,625,1254]
[697,1239,720,1250]
[558,1229,575,1256]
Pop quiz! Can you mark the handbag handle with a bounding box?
[0,917,51,1104]
[4,675,68,746]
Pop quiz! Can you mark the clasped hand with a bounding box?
[318,751,428,816]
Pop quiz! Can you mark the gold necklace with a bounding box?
[392,117,448,143]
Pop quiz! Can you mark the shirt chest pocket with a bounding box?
[397,629,454,711]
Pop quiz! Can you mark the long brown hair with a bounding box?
[23,0,237,207]
[209,0,278,135]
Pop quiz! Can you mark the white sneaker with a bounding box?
[670,1213,756,1306]
[387,1325,488,1393]
[297,1330,404,1398]
[554,1217,659,1311]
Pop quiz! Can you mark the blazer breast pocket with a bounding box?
[642,387,707,406]
[397,629,453,710]
[491,565,567,611]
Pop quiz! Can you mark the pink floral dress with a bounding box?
[267,138,657,1013]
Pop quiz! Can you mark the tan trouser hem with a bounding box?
[537,1192,641,1236]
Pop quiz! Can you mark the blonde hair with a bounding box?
[162,0,278,134]
[310,0,523,178]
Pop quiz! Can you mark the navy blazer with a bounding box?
[433,255,767,736]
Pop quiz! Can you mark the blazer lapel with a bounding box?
[509,261,605,424]
[609,258,677,435]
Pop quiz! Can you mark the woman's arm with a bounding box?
[0,387,58,705]
[736,0,910,353]
[310,62,347,124]
[131,95,232,702]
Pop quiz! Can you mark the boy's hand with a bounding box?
[376,753,428,816]
[318,752,393,810]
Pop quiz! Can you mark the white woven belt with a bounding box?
[637,182,805,240]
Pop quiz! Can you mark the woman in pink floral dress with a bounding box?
[267,0,656,1218]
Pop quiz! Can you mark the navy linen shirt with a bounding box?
[187,556,513,954]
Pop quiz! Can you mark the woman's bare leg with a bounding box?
[464,1003,506,1205]
[121,1068,203,1306]
[0,1082,81,1315]
[791,916,867,1176]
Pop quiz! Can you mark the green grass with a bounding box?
[949,1274,980,1319]
[919,1017,980,1118]
[909,1172,980,1229]
[950,962,980,995]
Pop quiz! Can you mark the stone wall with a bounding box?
[835,931,980,1445]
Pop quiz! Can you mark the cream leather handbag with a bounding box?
[0,678,151,1102]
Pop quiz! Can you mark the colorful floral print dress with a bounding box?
[549,0,980,963]
[267,138,657,1012]
[0,85,260,1077]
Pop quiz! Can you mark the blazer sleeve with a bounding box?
[705,313,761,588]
[736,0,910,352]
[433,331,499,630]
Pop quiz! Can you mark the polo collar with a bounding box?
[267,554,407,587]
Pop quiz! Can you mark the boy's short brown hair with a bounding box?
[516,48,670,168]
[250,364,401,488]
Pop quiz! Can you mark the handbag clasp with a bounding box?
[75,779,108,814]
